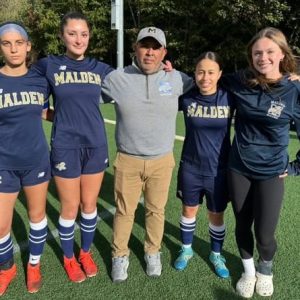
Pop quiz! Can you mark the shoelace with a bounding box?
[69,259,81,270]
[114,258,126,267]
[146,254,160,265]
[80,252,93,264]
[28,266,40,281]
[213,255,226,268]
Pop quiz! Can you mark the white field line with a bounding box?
[14,115,182,253]
[13,198,144,254]
[104,118,185,141]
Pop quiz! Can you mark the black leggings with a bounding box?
[228,170,284,261]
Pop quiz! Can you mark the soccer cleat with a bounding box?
[79,249,98,277]
[27,263,42,293]
[144,252,162,277]
[174,246,194,271]
[111,256,129,283]
[63,256,86,283]
[236,273,257,298]
[209,252,230,278]
[0,264,17,296]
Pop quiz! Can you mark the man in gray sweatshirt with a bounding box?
[101,27,193,283]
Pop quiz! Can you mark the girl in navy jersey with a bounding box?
[0,23,50,296]
[32,12,113,283]
[222,28,300,298]
[174,52,234,279]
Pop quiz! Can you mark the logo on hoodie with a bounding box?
[267,100,285,119]
[159,81,172,96]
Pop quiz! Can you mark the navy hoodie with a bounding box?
[222,72,300,179]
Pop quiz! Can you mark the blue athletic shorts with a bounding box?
[0,162,51,193]
[51,147,109,178]
[176,161,228,213]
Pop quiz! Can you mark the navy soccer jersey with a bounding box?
[32,55,114,149]
[222,73,300,179]
[179,86,234,176]
[0,70,50,170]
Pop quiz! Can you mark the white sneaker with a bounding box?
[255,272,274,297]
[111,256,129,283]
[144,252,162,277]
[236,273,257,298]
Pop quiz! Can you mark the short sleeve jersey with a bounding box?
[32,55,114,149]
[0,69,50,170]
[179,86,234,176]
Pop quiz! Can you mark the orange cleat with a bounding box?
[63,256,86,283]
[0,264,17,296]
[27,263,42,293]
[79,249,98,277]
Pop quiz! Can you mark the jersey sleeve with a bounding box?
[43,82,50,109]
[31,57,48,76]
[178,95,184,111]
[103,64,115,80]
[43,99,49,109]
[100,71,115,104]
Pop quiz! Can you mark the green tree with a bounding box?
[5,0,300,72]
[0,0,28,23]
[24,0,113,62]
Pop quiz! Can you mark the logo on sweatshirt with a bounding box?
[267,100,285,119]
[159,81,172,96]
[59,65,67,70]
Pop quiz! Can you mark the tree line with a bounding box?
[1,0,300,73]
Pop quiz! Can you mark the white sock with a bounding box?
[242,258,256,277]
[29,254,41,265]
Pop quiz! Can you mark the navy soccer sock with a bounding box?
[0,233,14,270]
[28,217,48,265]
[209,223,225,253]
[80,210,97,252]
[58,217,75,259]
[180,215,196,247]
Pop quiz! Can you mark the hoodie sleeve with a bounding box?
[287,88,300,176]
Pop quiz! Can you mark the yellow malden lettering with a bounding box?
[54,73,65,86]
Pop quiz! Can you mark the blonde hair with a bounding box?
[246,27,297,88]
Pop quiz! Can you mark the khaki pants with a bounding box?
[112,152,175,257]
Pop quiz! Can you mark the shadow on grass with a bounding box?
[12,193,29,274]
[162,212,243,290]
[213,288,243,300]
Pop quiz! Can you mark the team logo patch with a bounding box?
[159,81,172,96]
[267,100,285,119]
[38,172,45,178]
[59,65,67,70]
[55,162,67,171]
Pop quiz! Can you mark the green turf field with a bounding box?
[6,104,300,300]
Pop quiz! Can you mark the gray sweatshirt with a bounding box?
[101,61,193,158]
